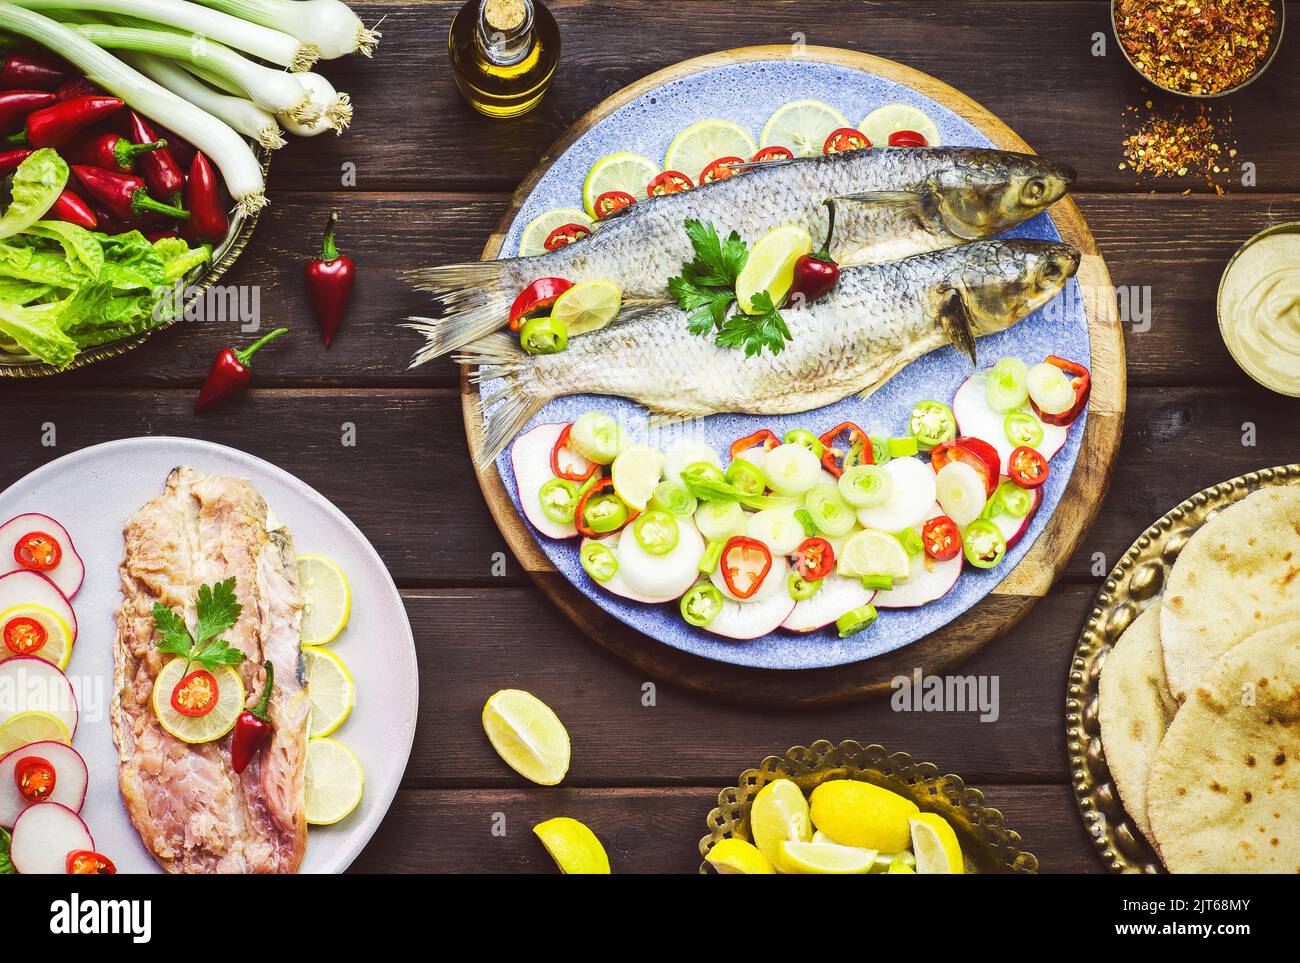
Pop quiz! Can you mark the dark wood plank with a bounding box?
[349,784,1102,873]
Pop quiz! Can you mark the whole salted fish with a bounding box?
[460,238,1080,467]
[406,147,1076,362]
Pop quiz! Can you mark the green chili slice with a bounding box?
[992,480,1033,518]
[538,477,579,524]
[583,492,631,534]
[519,315,568,355]
[788,573,822,600]
[783,428,825,457]
[580,541,618,583]
[725,458,767,497]
[680,582,724,627]
[908,400,957,451]
[836,604,879,638]
[1004,410,1045,448]
[963,518,1007,568]
[631,510,679,556]
[887,435,919,458]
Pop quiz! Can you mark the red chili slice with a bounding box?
[543,223,591,251]
[508,277,574,332]
[887,129,929,148]
[14,756,56,802]
[818,421,870,478]
[728,428,780,463]
[922,515,962,561]
[647,170,693,196]
[13,531,61,572]
[67,850,117,874]
[1008,446,1049,489]
[699,156,744,184]
[3,615,47,656]
[793,537,835,581]
[752,146,794,162]
[824,127,871,154]
[1031,355,1090,427]
[170,669,219,718]
[550,424,598,484]
[930,436,1000,497]
[593,190,635,219]
[721,536,773,600]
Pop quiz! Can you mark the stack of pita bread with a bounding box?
[1097,485,1300,873]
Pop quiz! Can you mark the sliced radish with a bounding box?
[0,570,78,667]
[706,592,796,640]
[616,517,704,600]
[988,481,1042,549]
[0,741,87,828]
[511,423,579,540]
[581,533,678,604]
[874,503,962,608]
[0,657,78,737]
[0,514,84,599]
[733,445,768,474]
[952,371,1067,473]
[781,574,876,632]
[855,456,936,531]
[712,555,790,603]
[935,461,986,526]
[9,802,93,874]
[747,508,804,556]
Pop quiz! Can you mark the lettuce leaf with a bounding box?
[0,826,14,875]
[0,149,67,240]
[0,298,78,368]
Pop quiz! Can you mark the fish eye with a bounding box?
[1042,261,1062,280]
[1025,179,1046,200]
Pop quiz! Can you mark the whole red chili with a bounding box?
[129,111,185,197]
[0,89,55,136]
[194,327,289,413]
[183,152,230,243]
[45,188,98,230]
[231,661,275,774]
[53,77,103,102]
[0,147,33,177]
[71,165,189,224]
[25,94,123,148]
[66,130,165,173]
[1,51,68,92]
[787,199,840,306]
[304,211,355,348]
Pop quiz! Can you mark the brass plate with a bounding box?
[1066,463,1300,873]
[0,148,271,378]
[699,739,1037,873]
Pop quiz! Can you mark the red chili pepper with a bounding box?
[170,668,219,718]
[182,152,229,243]
[549,424,598,483]
[1,51,68,92]
[720,535,773,599]
[593,190,635,219]
[1008,446,1049,489]
[647,170,693,196]
[66,130,164,173]
[53,77,103,102]
[793,536,835,581]
[143,227,179,243]
[574,477,638,540]
[304,211,355,348]
[508,277,573,331]
[14,755,56,802]
[752,146,794,162]
[44,188,98,230]
[0,89,55,136]
[231,661,275,774]
[543,222,590,251]
[13,530,61,571]
[25,94,123,148]
[71,165,188,225]
[930,436,1001,497]
[824,127,871,154]
[888,130,929,148]
[67,851,116,875]
[4,615,47,656]
[1031,355,1090,426]
[129,111,185,197]
[0,147,32,176]
[922,515,962,561]
[729,428,779,463]
[818,421,869,478]
[194,327,289,413]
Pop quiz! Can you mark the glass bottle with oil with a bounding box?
[449,0,561,118]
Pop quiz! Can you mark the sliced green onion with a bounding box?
[680,582,724,628]
[725,458,766,497]
[907,400,956,451]
[836,604,878,638]
[698,538,725,575]
[651,480,698,517]
[126,53,285,149]
[1004,410,1045,448]
[804,484,856,537]
[985,356,1029,413]
[860,574,894,591]
[789,573,822,600]
[839,465,893,508]
[793,508,817,538]
[747,508,805,556]
[570,412,625,464]
[888,436,919,458]
[580,542,617,583]
[538,477,578,524]
[190,0,381,59]
[783,428,824,458]
[1027,361,1075,415]
[694,501,745,542]
[631,510,679,556]
[896,527,924,557]
[869,435,892,466]
[763,442,822,495]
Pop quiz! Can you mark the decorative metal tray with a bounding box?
[1066,464,1300,872]
[700,739,1038,873]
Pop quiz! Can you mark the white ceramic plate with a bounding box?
[0,437,418,874]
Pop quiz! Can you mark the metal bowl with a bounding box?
[1216,220,1300,397]
[1111,0,1286,98]
[699,739,1038,873]
[0,147,271,378]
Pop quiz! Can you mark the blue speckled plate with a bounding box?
[486,55,1089,670]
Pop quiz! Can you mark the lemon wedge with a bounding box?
[0,710,70,756]
[305,736,364,825]
[582,152,659,217]
[910,812,964,874]
[151,659,245,745]
[665,119,757,182]
[735,225,812,313]
[611,446,665,513]
[836,529,912,581]
[519,208,593,257]
[760,99,849,157]
[808,779,919,852]
[704,837,775,874]
[0,603,73,670]
[303,646,355,738]
[533,816,610,873]
[749,778,812,873]
[482,689,571,785]
[297,554,351,646]
[860,104,942,149]
[551,279,623,336]
[781,840,879,874]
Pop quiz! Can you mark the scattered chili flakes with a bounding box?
[1121,100,1237,194]
[1115,0,1278,95]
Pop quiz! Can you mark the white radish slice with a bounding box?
[854,457,936,532]
[0,514,84,599]
[711,554,790,604]
[747,508,805,556]
[952,372,1067,473]
[0,741,87,828]
[763,443,821,495]
[0,570,78,657]
[873,552,963,608]
[663,440,722,485]
[935,461,987,526]
[0,657,77,737]
[706,593,796,640]
[9,802,93,874]
[988,482,1043,549]
[733,445,769,474]
[616,517,704,600]
[511,423,579,540]
[580,533,677,604]
[781,574,877,632]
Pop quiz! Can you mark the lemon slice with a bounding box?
[749,778,812,873]
[0,710,70,756]
[836,529,912,581]
[860,104,942,149]
[482,689,570,785]
[582,152,660,217]
[533,816,611,873]
[297,554,350,646]
[704,837,775,874]
[610,446,665,513]
[518,208,594,257]
[0,603,73,670]
[551,279,624,336]
[151,659,245,745]
[305,736,364,825]
[735,225,812,313]
[910,812,964,874]
[808,779,919,852]
[664,119,758,183]
[303,646,354,738]
[760,99,849,157]
[781,840,879,874]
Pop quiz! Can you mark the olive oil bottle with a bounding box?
[448,0,561,118]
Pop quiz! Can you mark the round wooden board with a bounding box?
[461,45,1125,707]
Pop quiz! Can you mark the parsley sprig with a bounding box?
[668,219,793,357]
[152,577,246,673]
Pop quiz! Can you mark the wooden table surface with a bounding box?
[5,0,1299,873]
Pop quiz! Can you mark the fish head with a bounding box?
[947,239,1081,335]
[926,152,1076,240]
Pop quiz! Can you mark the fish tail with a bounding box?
[455,334,553,468]
[402,260,516,364]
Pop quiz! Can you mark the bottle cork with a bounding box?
[484,0,527,32]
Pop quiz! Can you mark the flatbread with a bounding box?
[1161,486,1300,703]
[1098,604,1177,841]
[1146,621,1300,873]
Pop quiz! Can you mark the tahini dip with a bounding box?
[1218,227,1300,396]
